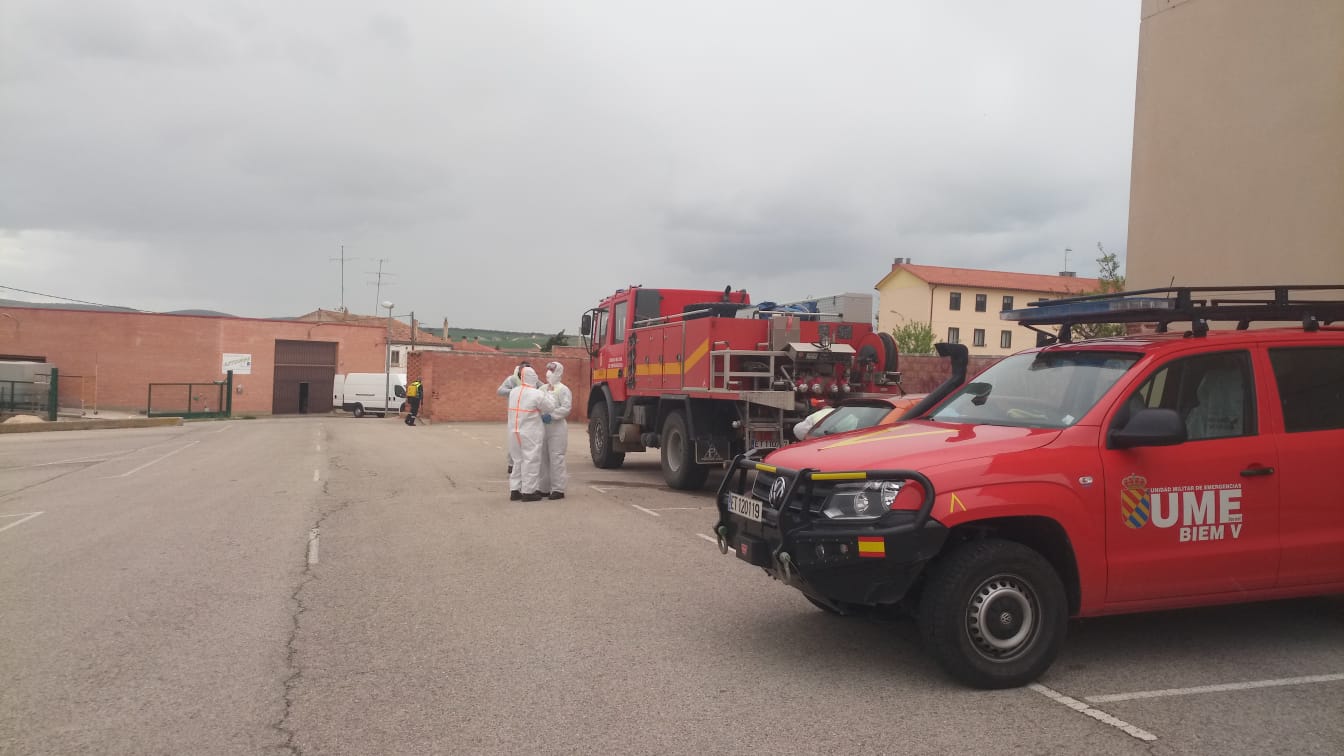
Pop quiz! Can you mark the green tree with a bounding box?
[891,320,936,355]
[1073,243,1128,340]
[539,329,568,353]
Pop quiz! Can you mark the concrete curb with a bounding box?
[0,417,186,434]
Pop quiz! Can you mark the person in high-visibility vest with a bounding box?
[404,379,423,426]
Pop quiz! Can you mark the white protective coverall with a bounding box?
[538,362,573,496]
[793,406,835,440]
[498,364,536,471]
[507,367,557,496]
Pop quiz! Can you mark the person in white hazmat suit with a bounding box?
[507,366,557,501]
[498,361,536,474]
[537,361,572,500]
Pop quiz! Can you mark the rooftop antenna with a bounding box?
[1062,247,1072,276]
[368,258,395,315]
[330,245,357,312]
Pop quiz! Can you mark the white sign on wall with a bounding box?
[222,353,253,375]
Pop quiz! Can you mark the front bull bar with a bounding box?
[712,452,938,570]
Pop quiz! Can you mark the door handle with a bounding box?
[1240,466,1275,477]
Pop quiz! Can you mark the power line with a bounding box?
[0,284,143,311]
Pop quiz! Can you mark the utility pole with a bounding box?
[368,258,394,315]
[330,245,357,312]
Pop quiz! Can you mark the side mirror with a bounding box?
[581,314,592,336]
[1109,408,1185,449]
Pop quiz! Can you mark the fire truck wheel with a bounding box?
[916,539,1067,689]
[661,410,710,490]
[589,402,625,469]
[352,404,365,418]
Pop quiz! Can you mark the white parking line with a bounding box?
[1029,683,1157,742]
[1086,673,1344,703]
[589,485,612,494]
[27,455,109,468]
[106,441,199,478]
[313,470,319,482]
[631,504,661,517]
[0,511,45,534]
[696,533,718,544]
[307,528,320,565]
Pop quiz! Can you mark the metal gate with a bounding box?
[273,340,337,414]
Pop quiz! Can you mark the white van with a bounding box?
[335,372,407,417]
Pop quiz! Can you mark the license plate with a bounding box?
[727,492,763,522]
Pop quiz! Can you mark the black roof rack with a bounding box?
[1001,285,1344,345]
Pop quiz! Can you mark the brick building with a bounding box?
[1,306,388,415]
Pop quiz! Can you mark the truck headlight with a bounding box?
[821,481,903,520]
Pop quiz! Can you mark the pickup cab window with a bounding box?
[1121,350,1256,439]
[929,350,1139,428]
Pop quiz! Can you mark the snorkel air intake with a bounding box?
[898,342,969,420]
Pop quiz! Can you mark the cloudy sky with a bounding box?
[0,1,1139,333]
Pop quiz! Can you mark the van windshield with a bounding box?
[928,350,1140,428]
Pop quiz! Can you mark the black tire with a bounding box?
[916,539,1067,689]
[589,401,625,470]
[353,404,365,418]
[661,410,710,490]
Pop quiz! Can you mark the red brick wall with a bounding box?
[415,351,592,423]
[896,354,1003,393]
[0,306,387,414]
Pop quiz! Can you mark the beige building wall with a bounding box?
[1127,0,1344,290]
[877,270,1074,356]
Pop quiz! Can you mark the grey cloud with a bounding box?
[0,0,1140,333]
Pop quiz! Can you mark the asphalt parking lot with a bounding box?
[2,417,1341,754]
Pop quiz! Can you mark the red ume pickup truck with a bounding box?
[714,286,1344,688]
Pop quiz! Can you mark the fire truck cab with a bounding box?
[714,285,1344,689]
[581,286,901,490]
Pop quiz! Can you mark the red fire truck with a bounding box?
[714,285,1344,688]
[580,286,903,489]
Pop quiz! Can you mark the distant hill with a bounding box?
[421,327,580,351]
[0,298,138,312]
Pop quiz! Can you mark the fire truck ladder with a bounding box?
[1003,284,1344,345]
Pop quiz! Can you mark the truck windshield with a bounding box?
[928,350,1140,428]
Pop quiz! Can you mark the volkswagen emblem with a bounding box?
[769,477,788,506]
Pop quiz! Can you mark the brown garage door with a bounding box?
[273,340,337,414]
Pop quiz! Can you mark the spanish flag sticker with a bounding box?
[857,536,885,558]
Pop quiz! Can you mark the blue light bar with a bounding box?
[1001,297,1175,323]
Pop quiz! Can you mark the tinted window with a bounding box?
[975,294,987,312]
[1121,351,1256,440]
[1269,347,1344,432]
[949,292,961,311]
[1002,296,1014,311]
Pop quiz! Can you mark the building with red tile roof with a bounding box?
[874,259,1100,356]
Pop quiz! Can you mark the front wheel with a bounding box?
[589,401,625,469]
[352,404,365,418]
[917,539,1067,689]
